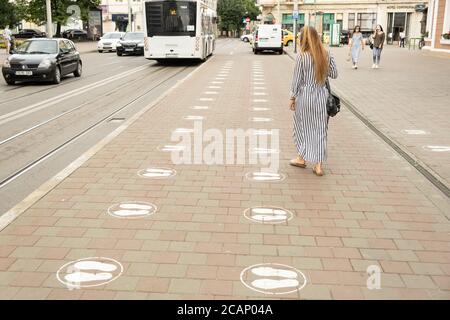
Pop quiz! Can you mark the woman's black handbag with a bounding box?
[325,79,340,117]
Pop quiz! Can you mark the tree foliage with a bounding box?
[15,0,100,35]
[218,0,260,32]
[0,0,21,28]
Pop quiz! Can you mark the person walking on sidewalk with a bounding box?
[289,26,338,176]
[349,25,364,69]
[2,26,12,55]
[399,30,406,48]
[371,25,385,69]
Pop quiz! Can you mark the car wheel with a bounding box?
[53,67,61,84]
[287,40,292,47]
[254,49,258,55]
[98,50,103,53]
[5,78,15,85]
[279,49,284,55]
[243,37,249,42]
[74,61,82,77]
[117,51,122,56]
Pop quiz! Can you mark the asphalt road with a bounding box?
[0,44,226,214]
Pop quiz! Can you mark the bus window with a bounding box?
[146,1,197,37]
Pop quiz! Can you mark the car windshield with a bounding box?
[16,40,58,54]
[103,33,122,39]
[123,33,144,40]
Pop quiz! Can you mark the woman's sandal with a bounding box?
[312,166,324,176]
[289,159,306,168]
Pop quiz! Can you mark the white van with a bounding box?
[252,24,283,55]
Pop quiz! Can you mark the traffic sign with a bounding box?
[293,10,299,20]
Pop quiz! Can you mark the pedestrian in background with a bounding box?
[371,24,385,69]
[349,25,364,69]
[2,25,12,55]
[399,30,406,48]
[289,26,338,176]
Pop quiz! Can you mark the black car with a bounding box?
[341,30,349,45]
[62,29,88,40]
[2,38,82,85]
[13,29,47,39]
[116,32,145,56]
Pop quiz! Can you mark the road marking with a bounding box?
[240,263,307,295]
[251,129,273,136]
[158,145,186,152]
[56,257,123,289]
[244,206,293,224]
[403,129,428,135]
[253,99,267,103]
[191,106,209,110]
[0,64,151,126]
[424,145,450,152]
[184,115,205,120]
[138,167,176,179]
[250,147,279,154]
[199,98,214,101]
[108,201,157,218]
[245,171,285,182]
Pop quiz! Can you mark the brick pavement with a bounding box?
[0,39,449,299]
[286,44,450,211]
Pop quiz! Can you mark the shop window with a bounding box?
[348,13,355,31]
[357,13,377,31]
[444,0,450,35]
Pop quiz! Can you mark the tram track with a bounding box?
[0,65,191,189]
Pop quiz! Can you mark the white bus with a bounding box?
[143,0,217,61]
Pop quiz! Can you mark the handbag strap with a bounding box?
[325,78,331,94]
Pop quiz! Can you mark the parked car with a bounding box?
[13,29,46,39]
[341,30,349,45]
[116,32,145,56]
[62,29,88,40]
[2,38,82,85]
[240,33,253,43]
[283,29,294,46]
[252,24,283,54]
[97,32,125,52]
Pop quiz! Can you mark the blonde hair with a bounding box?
[298,26,329,84]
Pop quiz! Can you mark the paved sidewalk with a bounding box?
[0,39,449,299]
[285,45,450,210]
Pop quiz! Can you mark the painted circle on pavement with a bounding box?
[56,257,123,289]
[137,167,176,179]
[107,201,157,219]
[244,206,294,224]
[245,171,286,182]
[240,263,307,295]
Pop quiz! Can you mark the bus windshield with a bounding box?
[145,1,197,37]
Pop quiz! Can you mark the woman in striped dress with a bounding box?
[289,26,338,176]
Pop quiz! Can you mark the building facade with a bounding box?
[423,0,450,52]
[100,0,145,33]
[257,0,428,44]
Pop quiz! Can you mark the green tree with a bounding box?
[218,0,259,35]
[23,0,100,36]
[0,0,20,28]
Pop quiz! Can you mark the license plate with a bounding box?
[125,48,134,51]
[15,71,32,76]
[166,53,178,57]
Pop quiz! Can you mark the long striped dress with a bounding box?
[290,52,338,163]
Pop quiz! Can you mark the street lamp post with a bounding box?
[127,0,132,32]
[293,0,299,53]
[45,0,53,38]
